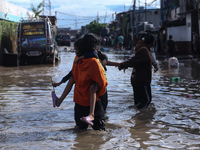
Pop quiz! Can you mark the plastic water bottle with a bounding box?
[172,77,180,82]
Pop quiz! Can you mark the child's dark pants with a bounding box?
[74,100,105,130]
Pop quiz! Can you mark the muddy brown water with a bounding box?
[0,49,200,149]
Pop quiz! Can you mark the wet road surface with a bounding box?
[0,47,200,149]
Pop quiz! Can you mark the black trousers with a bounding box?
[133,85,152,109]
[99,89,108,111]
[74,100,105,130]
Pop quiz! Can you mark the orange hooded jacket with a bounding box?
[72,56,108,106]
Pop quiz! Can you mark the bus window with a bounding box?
[22,23,45,36]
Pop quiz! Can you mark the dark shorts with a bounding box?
[119,43,123,48]
[132,85,152,109]
[193,43,199,54]
[168,51,174,57]
[74,100,105,130]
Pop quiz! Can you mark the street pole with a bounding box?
[139,0,140,22]
[145,0,147,21]
[97,11,99,23]
[104,11,107,23]
[132,0,136,46]
[197,2,200,35]
[75,18,77,30]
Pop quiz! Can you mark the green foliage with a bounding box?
[0,21,18,54]
[86,21,106,35]
[123,15,130,34]
[30,2,43,18]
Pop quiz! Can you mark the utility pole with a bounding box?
[139,0,140,22]
[196,1,200,35]
[97,11,99,23]
[75,18,77,30]
[132,0,136,27]
[42,0,51,16]
[145,0,147,21]
[132,0,136,46]
[104,11,107,23]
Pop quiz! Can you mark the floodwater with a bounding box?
[0,47,200,150]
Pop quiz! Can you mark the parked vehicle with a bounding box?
[60,34,71,46]
[17,17,59,64]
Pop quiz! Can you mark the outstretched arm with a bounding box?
[150,52,159,73]
[118,48,150,70]
[106,60,118,67]
[52,81,63,87]
[74,51,98,64]
[56,76,75,107]
[74,55,84,64]
[52,70,72,87]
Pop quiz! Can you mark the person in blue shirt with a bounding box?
[118,34,124,50]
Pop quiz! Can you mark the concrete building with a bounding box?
[159,0,199,55]
[0,0,34,22]
[112,7,160,48]
[135,7,161,29]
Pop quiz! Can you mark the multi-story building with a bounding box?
[159,0,199,55]
[112,7,160,48]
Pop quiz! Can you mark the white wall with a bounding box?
[167,13,191,42]
[0,0,34,22]
[167,26,190,41]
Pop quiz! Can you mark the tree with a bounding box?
[30,2,43,18]
[86,20,107,35]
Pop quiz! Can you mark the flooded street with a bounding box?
[0,47,200,149]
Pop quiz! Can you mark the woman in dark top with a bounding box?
[117,32,155,109]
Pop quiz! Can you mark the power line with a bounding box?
[55,10,113,19]
[138,0,156,6]
[58,21,92,27]
[57,18,93,21]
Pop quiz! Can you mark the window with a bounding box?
[62,35,70,39]
[22,23,45,36]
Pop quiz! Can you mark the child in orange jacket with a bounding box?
[54,33,108,130]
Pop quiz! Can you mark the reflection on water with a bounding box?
[0,50,200,149]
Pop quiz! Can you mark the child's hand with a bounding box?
[154,65,159,73]
[118,63,122,70]
[101,59,107,67]
[154,68,158,73]
[74,55,84,64]
[52,82,61,87]
[74,58,80,64]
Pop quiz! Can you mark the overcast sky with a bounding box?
[5,0,160,29]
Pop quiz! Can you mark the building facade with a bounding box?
[159,0,199,55]
[0,0,34,22]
